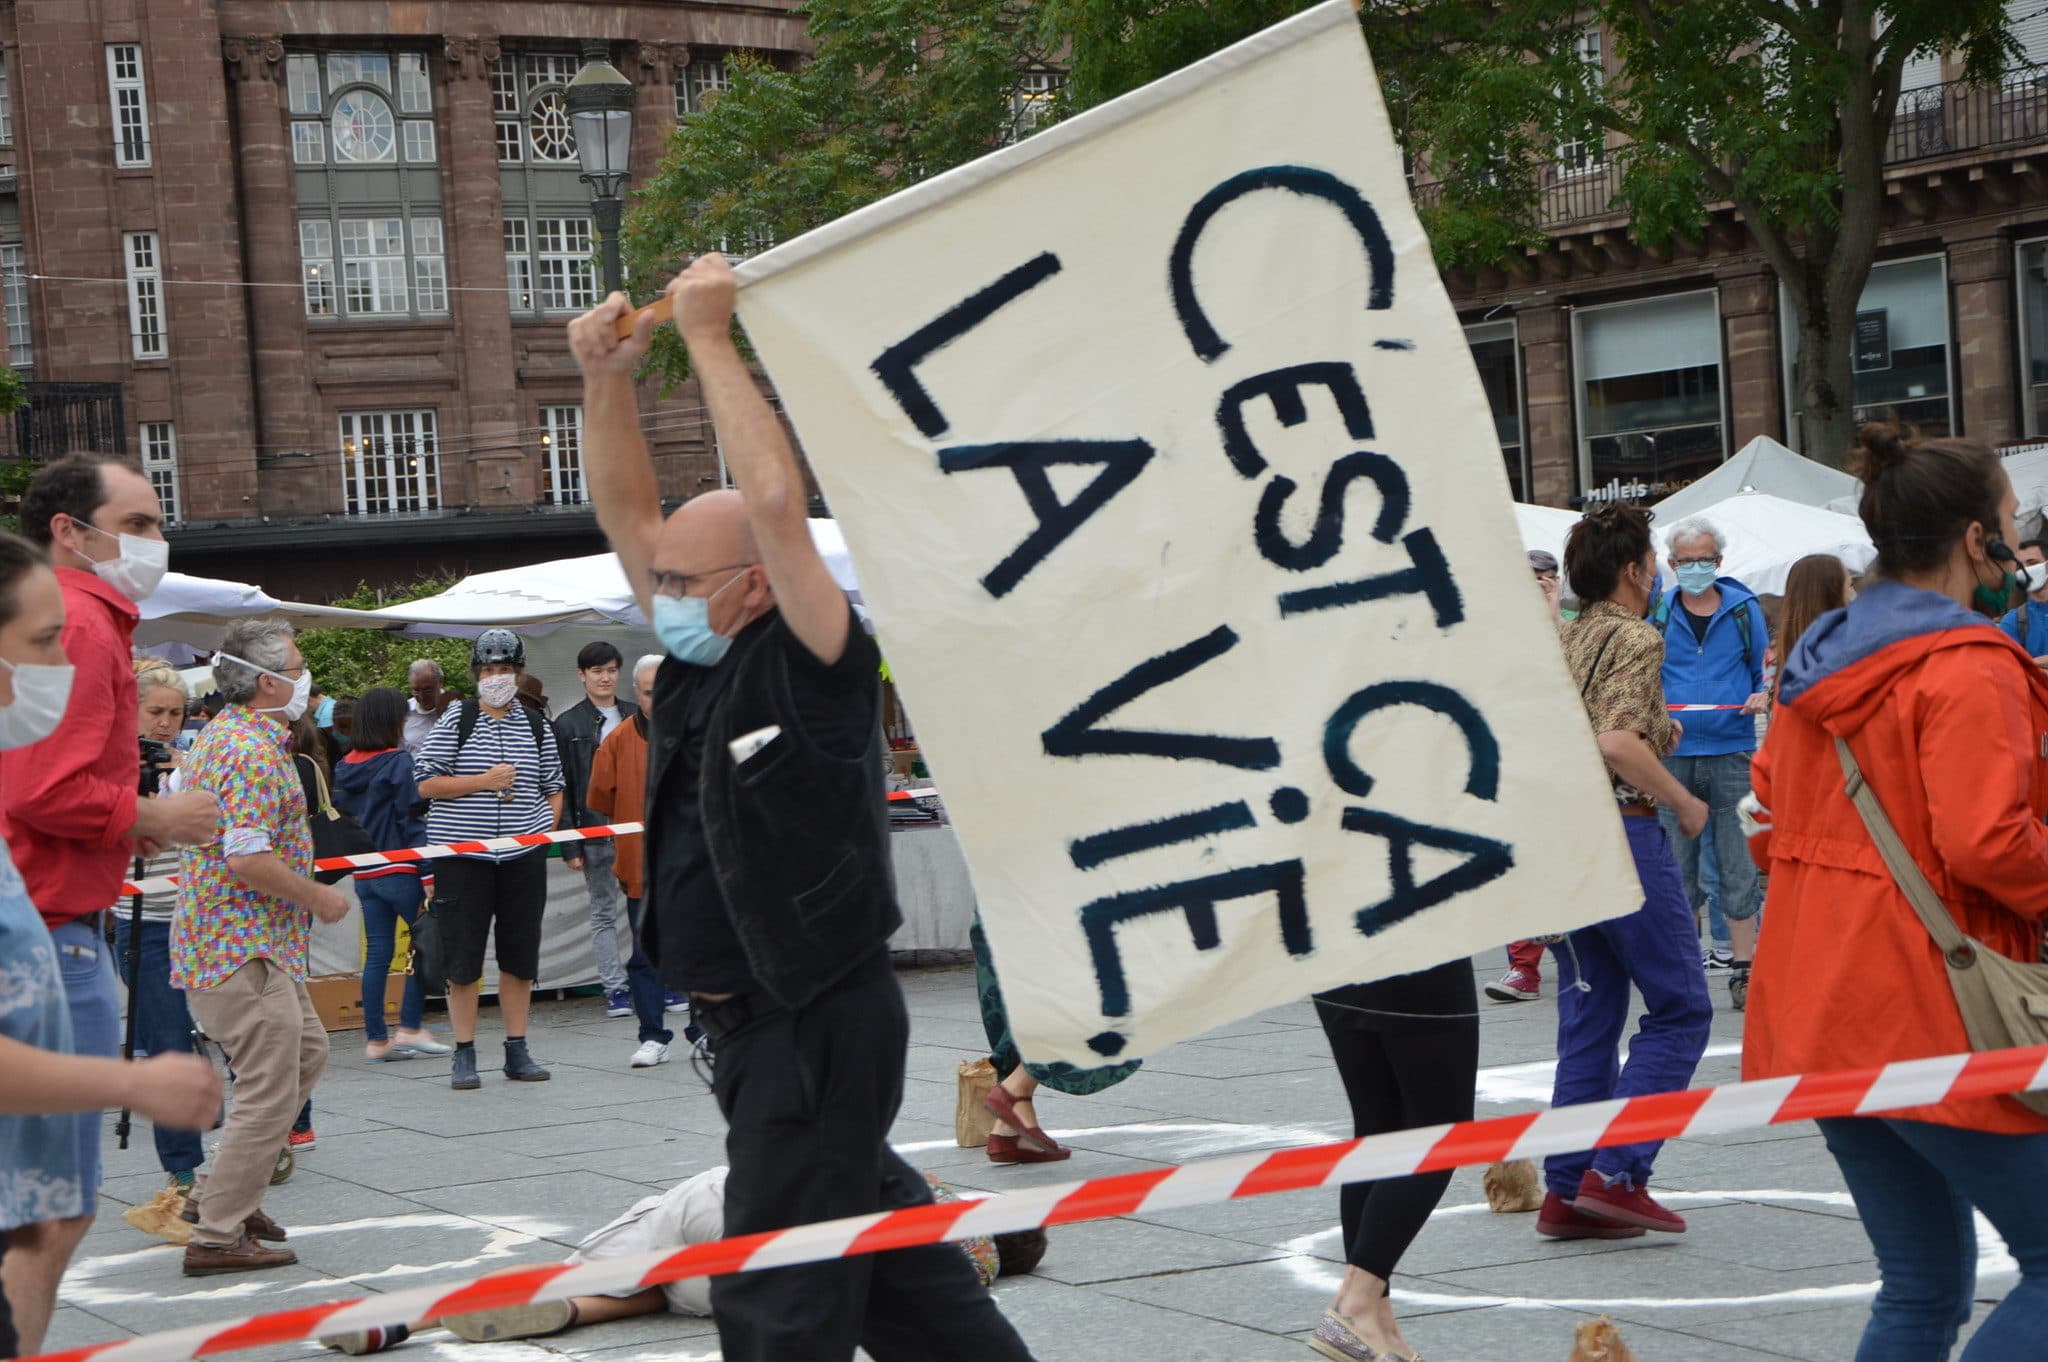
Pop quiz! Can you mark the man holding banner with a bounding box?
[569,265,1037,1362]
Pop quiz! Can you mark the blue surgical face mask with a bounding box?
[1675,563,1719,596]
[653,571,749,666]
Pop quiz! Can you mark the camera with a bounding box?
[139,736,175,797]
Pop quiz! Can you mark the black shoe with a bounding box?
[503,1040,550,1082]
[1729,969,1749,1012]
[450,1047,480,1090]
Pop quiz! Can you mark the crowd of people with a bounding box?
[0,257,2042,1362]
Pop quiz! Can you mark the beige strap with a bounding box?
[1833,738,1978,968]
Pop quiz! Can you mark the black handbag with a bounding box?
[294,754,380,884]
[409,902,448,998]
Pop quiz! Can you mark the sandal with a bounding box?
[987,1131,1071,1164]
[983,1087,1067,1156]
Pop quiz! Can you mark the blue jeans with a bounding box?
[51,917,121,1215]
[356,874,427,1042]
[1545,815,1713,1197]
[625,897,672,1046]
[1697,821,1728,946]
[1819,1117,2048,1361]
[1660,753,1762,938]
[110,916,204,1175]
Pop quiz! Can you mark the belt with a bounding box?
[1617,802,1656,818]
[689,991,782,1045]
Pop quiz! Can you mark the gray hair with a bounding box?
[215,617,297,705]
[634,653,663,684]
[1666,516,1726,556]
[408,658,443,681]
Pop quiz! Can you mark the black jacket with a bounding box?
[553,695,639,828]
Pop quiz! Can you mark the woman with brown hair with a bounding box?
[1771,554,1855,701]
[1745,424,2048,1359]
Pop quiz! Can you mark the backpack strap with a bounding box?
[1732,600,1754,669]
[455,697,480,750]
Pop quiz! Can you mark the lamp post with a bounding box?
[565,42,635,295]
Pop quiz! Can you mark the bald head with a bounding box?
[657,489,758,578]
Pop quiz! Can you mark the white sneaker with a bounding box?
[630,1040,671,1068]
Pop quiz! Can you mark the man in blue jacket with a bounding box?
[1996,538,2048,661]
[1657,517,1767,1011]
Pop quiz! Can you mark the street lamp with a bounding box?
[565,42,635,295]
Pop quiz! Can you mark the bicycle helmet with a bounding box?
[471,628,526,671]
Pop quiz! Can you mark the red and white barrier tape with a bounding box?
[1666,704,1748,711]
[118,789,942,896]
[30,1041,2048,1362]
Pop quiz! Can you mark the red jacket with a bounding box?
[1744,580,2048,1134]
[0,568,141,927]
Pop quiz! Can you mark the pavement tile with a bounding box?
[1023,1217,1285,1286]
[405,1169,670,1247]
[994,1274,1313,1362]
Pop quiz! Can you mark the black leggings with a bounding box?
[1314,960,1479,1282]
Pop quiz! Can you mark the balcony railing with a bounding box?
[1412,76,2046,234]
[0,382,126,462]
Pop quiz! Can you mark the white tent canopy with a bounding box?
[1654,491,1875,596]
[1651,435,1861,524]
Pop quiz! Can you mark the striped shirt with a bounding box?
[414,703,565,862]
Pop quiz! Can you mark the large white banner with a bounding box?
[735,0,1639,1064]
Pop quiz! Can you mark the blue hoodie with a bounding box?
[1658,577,1766,756]
[1777,577,1995,713]
[330,747,427,863]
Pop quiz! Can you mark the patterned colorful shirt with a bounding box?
[170,705,314,991]
[1561,599,1674,809]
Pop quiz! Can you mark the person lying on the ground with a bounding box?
[318,1168,1049,1353]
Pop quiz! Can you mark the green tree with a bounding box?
[1358,0,2018,466]
[294,577,473,698]
[623,0,1061,384]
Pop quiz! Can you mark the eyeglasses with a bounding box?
[1670,556,1722,568]
[647,563,755,599]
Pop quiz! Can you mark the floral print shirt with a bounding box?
[170,706,314,991]
[1561,599,1674,809]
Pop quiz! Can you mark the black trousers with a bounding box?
[709,955,1037,1362]
[1314,960,1479,1282]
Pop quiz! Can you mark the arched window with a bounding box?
[331,89,396,163]
[527,89,576,162]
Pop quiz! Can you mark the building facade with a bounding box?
[0,0,808,598]
[1431,5,2048,510]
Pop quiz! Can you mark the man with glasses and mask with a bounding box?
[171,618,349,1276]
[1656,517,1767,1009]
[568,261,1038,1362]
[0,455,220,1314]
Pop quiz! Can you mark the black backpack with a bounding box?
[454,698,547,755]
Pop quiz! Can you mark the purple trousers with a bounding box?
[1544,812,1713,1197]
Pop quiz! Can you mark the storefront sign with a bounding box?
[733,0,1639,1063]
[1854,310,1891,373]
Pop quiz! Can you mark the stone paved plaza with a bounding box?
[48,956,2005,1362]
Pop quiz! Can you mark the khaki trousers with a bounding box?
[185,959,327,1247]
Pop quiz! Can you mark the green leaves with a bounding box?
[295,577,473,699]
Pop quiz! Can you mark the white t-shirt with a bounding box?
[402,699,440,753]
[595,703,622,741]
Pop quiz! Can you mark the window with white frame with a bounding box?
[140,422,179,524]
[541,405,584,505]
[1008,70,1064,141]
[502,216,598,314]
[2,241,30,369]
[1554,29,1605,177]
[124,231,165,359]
[0,56,15,146]
[300,220,335,316]
[677,56,733,117]
[339,409,439,514]
[107,44,150,167]
[286,51,435,167]
[299,215,445,319]
[494,54,583,163]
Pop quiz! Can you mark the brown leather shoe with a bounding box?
[183,1233,299,1276]
[179,1204,287,1242]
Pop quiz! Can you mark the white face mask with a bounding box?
[477,675,520,710]
[78,523,169,602]
[0,657,73,750]
[216,652,313,722]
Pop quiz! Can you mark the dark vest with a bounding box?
[653,616,901,1010]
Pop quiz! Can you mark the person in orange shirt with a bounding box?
[1745,424,2048,1361]
[584,654,675,1068]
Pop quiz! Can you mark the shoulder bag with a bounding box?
[1835,737,2048,1115]
[294,754,381,885]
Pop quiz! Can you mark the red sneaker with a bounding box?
[1571,1170,1686,1233]
[1484,967,1541,1002]
[1535,1192,1646,1240]
[287,1128,315,1152]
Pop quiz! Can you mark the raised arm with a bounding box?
[674,256,851,666]
[568,293,664,623]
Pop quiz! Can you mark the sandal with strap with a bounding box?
[983,1087,1068,1156]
